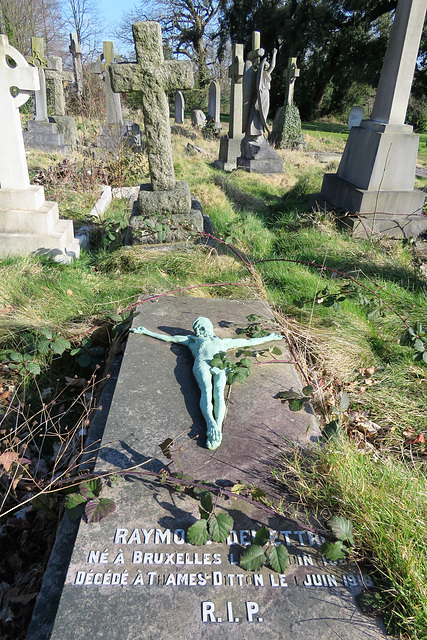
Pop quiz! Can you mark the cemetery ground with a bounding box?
[1,116,427,640]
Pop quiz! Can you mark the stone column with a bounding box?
[216,42,244,171]
[69,33,83,97]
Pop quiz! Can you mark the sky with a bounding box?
[100,0,140,46]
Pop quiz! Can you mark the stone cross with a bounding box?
[285,57,300,106]
[27,36,49,122]
[242,31,264,132]
[45,57,74,116]
[228,43,244,138]
[370,0,427,125]
[69,33,83,96]
[109,21,194,192]
[0,34,39,190]
[174,90,184,123]
[92,41,124,126]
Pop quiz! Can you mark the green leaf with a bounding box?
[25,361,41,375]
[339,392,350,412]
[321,540,347,561]
[253,525,270,546]
[85,498,116,524]
[271,346,282,355]
[356,589,389,615]
[302,385,313,396]
[80,478,102,499]
[187,519,209,545]
[65,492,86,522]
[277,390,300,400]
[37,339,51,354]
[322,420,342,441]
[159,437,174,460]
[413,338,425,352]
[289,398,305,411]
[78,352,92,368]
[51,336,71,355]
[239,357,253,368]
[330,515,354,545]
[230,483,247,494]
[200,492,213,515]
[9,351,23,362]
[239,545,267,571]
[269,545,289,573]
[209,513,233,542]
[250,486,266,501]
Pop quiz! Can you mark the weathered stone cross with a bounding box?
[45,57,74,117]
[0,34,39,191]
[285,57,300,106]
[228,43,244,139]
[69,33,83,97]
[26,36,49,122]
[92,42,124,126]
[110,22,193,192]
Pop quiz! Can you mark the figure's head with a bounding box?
[193,317,215,337]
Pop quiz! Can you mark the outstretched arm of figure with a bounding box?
[222,332,283,350]
[130,326,190,345]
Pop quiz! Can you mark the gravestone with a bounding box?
[238,31,283,173]
[109,22,206,244]
[23,37,71,153]
[91,41,141,151]
[208,80,221,129]
[0,35,80,261]
[348,106,364,130]
[192,109,207,127]
[175,90,185,124]
[317,0,427,237]
[217,43,244,171]
[69,33,83,97]
[44,56,78,148]
[28,297,387,640]
[270,57,305,150]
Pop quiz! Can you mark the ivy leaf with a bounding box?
[330,515,354,545]
[321,540,347,561]
[187,519,209,545]
[239,544,267,571]
[65,492,86,522]
[253,525,270,546]
[269,545,289,573]
[85,498,116,524]
[209,513,233,542]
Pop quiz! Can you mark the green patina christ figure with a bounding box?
[131,317,283,449]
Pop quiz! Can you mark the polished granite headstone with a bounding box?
[28,297,387,640]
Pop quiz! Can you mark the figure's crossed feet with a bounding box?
[206,425,222,450]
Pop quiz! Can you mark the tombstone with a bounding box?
[91,41,141,151]
[175,90,185,124]
[69,33,84,97]
[23,37,71,153]
[208,80,221,129]
[191,109,207,127]
[348,106,364,130]
[109,22,206,244]
[44,56,78,148]
[28,296,388,640]
[270,56,304,149]
[317,0,427,237]
[237,31,283,173]
[216,43,244,171]
[0,35,80,262]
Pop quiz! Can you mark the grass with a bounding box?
[1,115,427,638]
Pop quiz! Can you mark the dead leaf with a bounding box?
[410,433,426,444]
[66,289,73,296]
[0,451,19,472]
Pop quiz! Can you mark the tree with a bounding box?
[0,0,65,56]
[61,0,105,55]
[115,0,220,91]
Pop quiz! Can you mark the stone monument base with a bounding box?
[0,185,81,262]
[50,115,78,148]
[215,136,243,172]
[97,121,141,151]
[129,196,206,245]
[238,136,283,173]
[23,120,71,153]
[137,180,192,217]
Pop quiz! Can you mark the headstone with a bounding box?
[109,22,206,244]
[44,56,78,148]
[192,109,207,127]
[270,56,304,149]
[28,297,387,640]
[0,35,80,262]
[23,36,71,153]
[208,80,221,129]
[216,43,244,171]
[69,33,83,97]
[317,0,427,237]
[91,41,141,151]
[174,90,185,124]
[348,106,364,130]
[237,31,283,173]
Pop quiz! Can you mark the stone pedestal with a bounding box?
[50,115,78,148]
[216,135,243,172]
[23,120,71,153]
[238,137,283,173]
[318,120,426,236]
[0,185,81,262]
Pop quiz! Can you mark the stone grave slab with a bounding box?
[28,297,387,640]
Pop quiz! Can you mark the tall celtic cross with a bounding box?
[92,42,124,126]
[228,43,244,139]
[286,57,300,106]
[0,35,39,190]
[109,22,193,192]
[27,36,49,122]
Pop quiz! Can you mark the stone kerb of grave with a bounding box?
[316,0,427,237]
[23,36,72,153]
[0,34,80,262]
[109,22,207,245]
[28,297,387,640]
